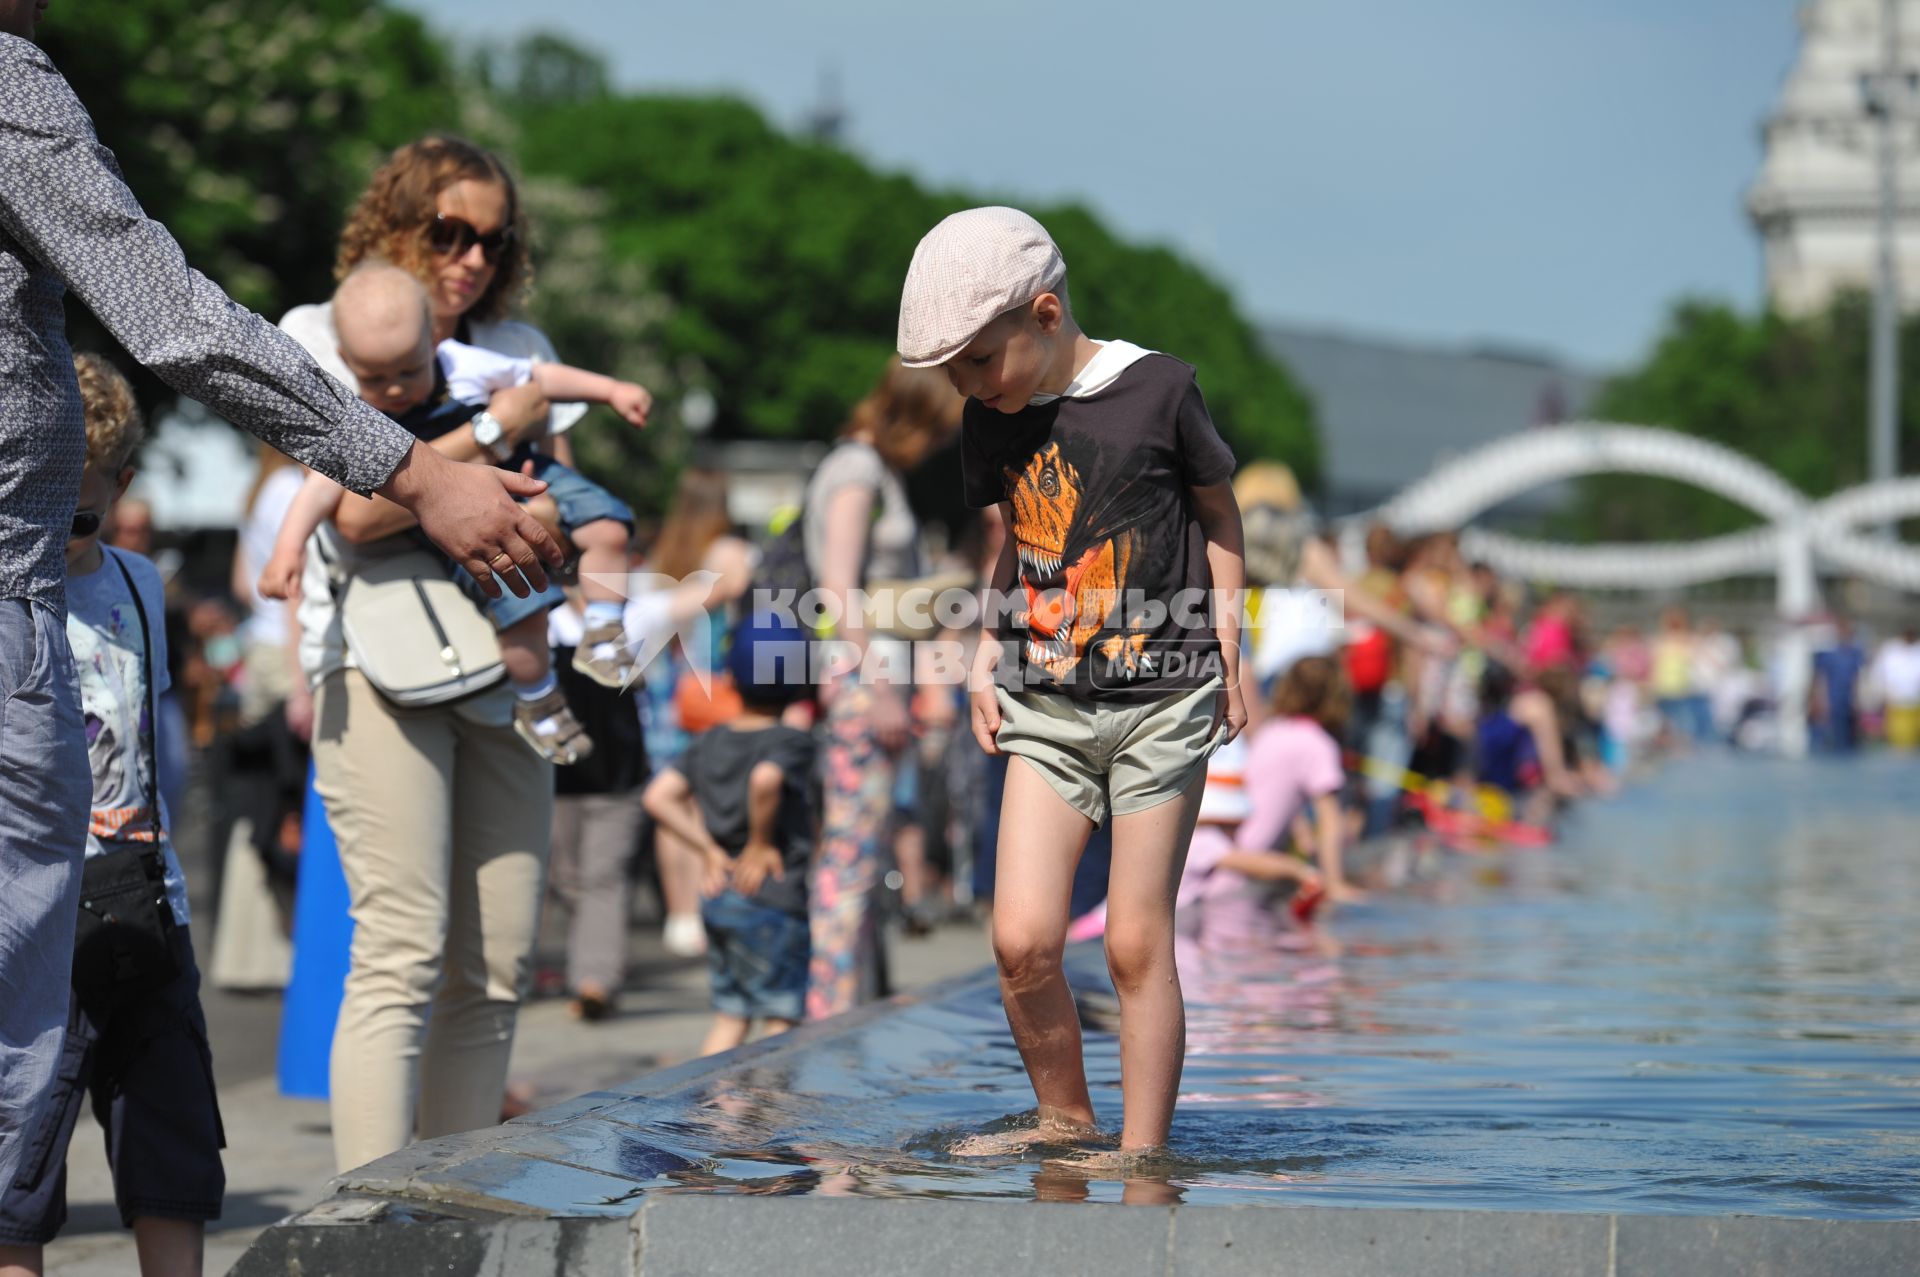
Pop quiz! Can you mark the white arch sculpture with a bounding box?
[1344,423,1920,757]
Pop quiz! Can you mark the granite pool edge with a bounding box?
[231,1195,1920,1277]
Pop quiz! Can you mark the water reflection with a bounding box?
[581,756,1919,1217]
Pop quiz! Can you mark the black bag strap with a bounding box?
[106,549,164,843]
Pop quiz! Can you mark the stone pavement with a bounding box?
[41,920,993,1276]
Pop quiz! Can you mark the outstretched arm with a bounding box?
[530,363,652,427]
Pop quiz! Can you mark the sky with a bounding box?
[402,0,1803,371]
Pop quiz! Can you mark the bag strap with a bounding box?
[106,549,164,842]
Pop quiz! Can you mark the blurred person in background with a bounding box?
[804,360,960,1018]
[206,443,310,991]
[106,496,153,558]
[1341,523,1413,836]
[1522,588,1581,674]
[1691,617,1742,741]
[1810,616,1867,754]
[636,470,756,957]
[1651,607,1703,745]
[543,519,754,1019]
[1241,655,1355,903]
[1870,625,1920,750]
[644,616,816,1056]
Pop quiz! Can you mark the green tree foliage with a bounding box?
[1567,292,1920,541]
[43,1,458,322]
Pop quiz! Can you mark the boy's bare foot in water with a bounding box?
[948,1112,1114,1158]
[1042,1145,1176,1176]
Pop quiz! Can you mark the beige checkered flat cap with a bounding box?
[897,206,1067,368]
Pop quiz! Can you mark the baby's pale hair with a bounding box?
[73,353,144,471]
[333,259,433,334]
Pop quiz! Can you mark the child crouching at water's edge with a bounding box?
[643,617,816,1055]
[897,207,1248,1167]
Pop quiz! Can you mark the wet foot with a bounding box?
[1042,1145,1176,1176]
[948,1116,1112,1158]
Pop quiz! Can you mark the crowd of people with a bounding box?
[5,16,1919,1272]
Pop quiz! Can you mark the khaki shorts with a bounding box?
[993,681,1227,825]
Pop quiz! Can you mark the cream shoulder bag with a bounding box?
[321,538,506,708]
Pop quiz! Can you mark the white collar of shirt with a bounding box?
[1027,340,1154,406]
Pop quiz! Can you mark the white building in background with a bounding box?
[1749,0,1920,315]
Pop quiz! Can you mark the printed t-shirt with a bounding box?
[961,349,1236,702]
[68,547,191,925]
[676,723,816,917]
[1236,715,1344,854]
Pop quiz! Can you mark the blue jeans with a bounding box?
[451,456,635,632]
[703,890,809,1021]
[0,600,90,1193]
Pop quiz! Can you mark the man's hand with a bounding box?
[608,382,653,428]
[377,441,561,598]
[732,842,785,897]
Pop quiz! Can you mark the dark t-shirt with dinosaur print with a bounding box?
[961,352,1237,703]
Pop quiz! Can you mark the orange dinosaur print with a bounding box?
[1005,442,1150,679]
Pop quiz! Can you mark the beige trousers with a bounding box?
[311,670,552,1172]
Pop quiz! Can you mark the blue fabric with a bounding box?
[701,889,809,1020]
[527,455,633,534]
[454,563,567,633]
[724,614,809,705]
[0,600,90,1193]
[1475,711,1538,795]
[1814,643,1867,752]
[0,926,222,1241]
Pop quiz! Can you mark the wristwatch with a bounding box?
[470,410,514,463]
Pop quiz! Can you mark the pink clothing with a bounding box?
[1180,826,1278,948]
[1237,717,1344,854]
[1525,614,1576,671]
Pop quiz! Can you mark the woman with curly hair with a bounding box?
[275,136,576,1172]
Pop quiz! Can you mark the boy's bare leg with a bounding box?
[0,1244,44,1276]
[499,612,553,685]
[572,519,630,607]
[701,1013,750,1057]
[131,1217,203,1277]
[991,759,1098,1132]
[655,827,705,927]
[1105,772,1206,1153]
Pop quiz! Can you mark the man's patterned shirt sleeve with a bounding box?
[0,36,414,497]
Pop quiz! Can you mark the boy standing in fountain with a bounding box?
[897,207,1247,1165]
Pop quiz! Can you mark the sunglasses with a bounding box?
[426,215,516,264]
[71,510,103,539]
